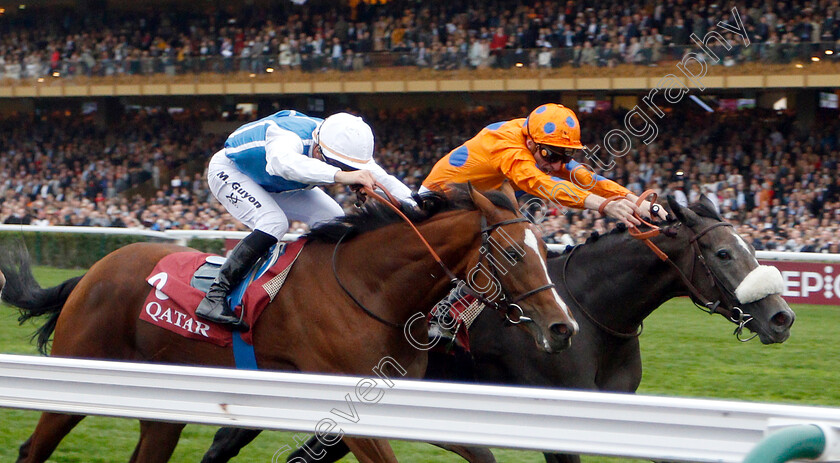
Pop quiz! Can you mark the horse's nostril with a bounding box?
[771,311,791,327]
[550,323,570,337]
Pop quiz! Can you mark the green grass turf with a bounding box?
[0,267,838,462]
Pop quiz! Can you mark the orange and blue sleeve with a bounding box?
[556,160,631,200]
[499,155,631,209]
[498,154,590,209]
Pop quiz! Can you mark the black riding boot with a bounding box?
[196,229,278,332]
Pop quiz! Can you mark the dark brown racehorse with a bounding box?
[201,195,796,463]
[0,184,578,463]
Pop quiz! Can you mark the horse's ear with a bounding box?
[698,194,724,221]
[468,182,500,219]
[499,180,517,207]
[666,194,701,228]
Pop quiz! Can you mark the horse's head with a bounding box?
[465,182,579,353]
[667,195,795,344]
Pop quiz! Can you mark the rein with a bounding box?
[333,185,555,329]
[561,244,642,339]
[566,190,755,341]
[332,228,405,329]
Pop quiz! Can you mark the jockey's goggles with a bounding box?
[538,145,576,164]
[320,149,359,172]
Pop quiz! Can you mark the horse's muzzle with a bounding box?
[749,296,795,344]
[540,321,575,353]
[764,308,795,343]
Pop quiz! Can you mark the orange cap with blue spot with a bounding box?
[524,104,583,149]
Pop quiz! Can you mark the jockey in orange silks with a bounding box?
[424,103,665,224]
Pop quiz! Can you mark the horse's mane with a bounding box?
[305,184,517,243]
[553,199,724,256]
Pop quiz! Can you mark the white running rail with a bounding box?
[0,354,838,462]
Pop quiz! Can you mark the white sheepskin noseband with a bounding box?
[735,265,785,304]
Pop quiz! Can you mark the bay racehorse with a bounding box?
[201,195,795,463]
[0,183,578,463]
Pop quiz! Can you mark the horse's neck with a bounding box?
[334,211,480,321]
[555,232,690,333]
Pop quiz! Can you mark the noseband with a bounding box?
[333,186,555,329]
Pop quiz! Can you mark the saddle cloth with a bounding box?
[139,239,306,347]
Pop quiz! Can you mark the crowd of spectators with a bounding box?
[0,104,838,253]
[1,0,840,80]
[0,108,228,231]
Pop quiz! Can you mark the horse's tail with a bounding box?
[0,243,84,355]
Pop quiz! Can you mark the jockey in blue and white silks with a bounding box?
[201,110,414,331]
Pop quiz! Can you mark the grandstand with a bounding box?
[1,0,839,80]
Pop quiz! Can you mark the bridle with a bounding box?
[679,221,755,339]
[332,185,556,329]
[473,215,557,325]
[564,190,756,341]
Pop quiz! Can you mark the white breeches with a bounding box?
[207,151,345,239]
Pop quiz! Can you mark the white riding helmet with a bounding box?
[316,112,375,170]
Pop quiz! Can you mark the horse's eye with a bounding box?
[715,249,732,260]
[506,247,523,262]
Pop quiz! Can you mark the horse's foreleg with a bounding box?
[200,427,263,463]
[129,420,185,463]
[285,434,350,462]
[17,436,31,462]
[433,443,497,462]
[16,412,85,463]
[544,453,581,463]
[344,437,398,463]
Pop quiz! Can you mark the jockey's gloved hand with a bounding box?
[335,170,377,190]
[602,198,643,227]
